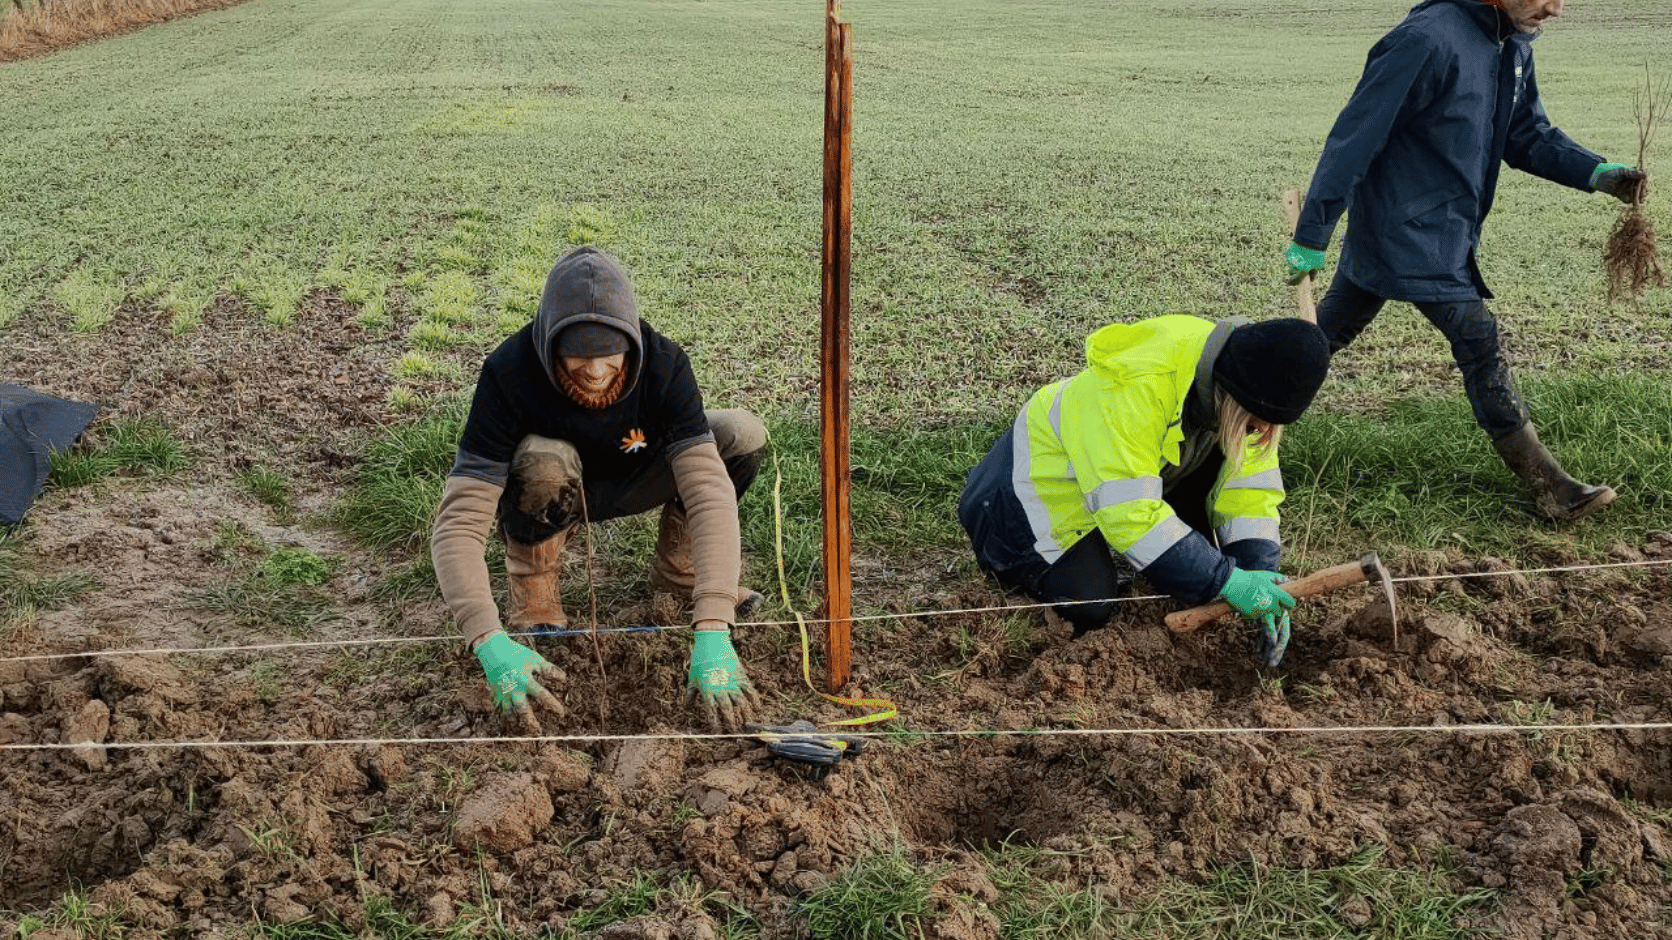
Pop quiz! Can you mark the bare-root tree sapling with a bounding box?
[1603,64,1671,302]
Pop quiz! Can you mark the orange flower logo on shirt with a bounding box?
[620,428,648,454]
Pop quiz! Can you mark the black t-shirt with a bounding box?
[454,319,711,487]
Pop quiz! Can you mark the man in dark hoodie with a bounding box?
[431,247,766,733]
[1284,0,1646,522]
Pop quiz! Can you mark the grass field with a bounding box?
[4,0,1670,568]
[3,1,1672,936]
[3,0,1667,411]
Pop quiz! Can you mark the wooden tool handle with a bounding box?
[1281,188,1317,324]
[1165,559,1368,633]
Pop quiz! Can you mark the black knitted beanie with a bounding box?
[1212,318,1331,425]
[556,322,630,357]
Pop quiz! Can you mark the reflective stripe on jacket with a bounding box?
[1010,315,1284,575]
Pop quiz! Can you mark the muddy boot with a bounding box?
[649,502,697,596]
[1491,424,1616,522]
[504,531,568,628]
[734,587,765,620]
[648,502,764,620]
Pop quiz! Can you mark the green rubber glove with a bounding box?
[1284,241,1326,285]
[685,627,760,732]
[1590,163,1647,204]
[475,632,565,730]
[1218,568,1296,619]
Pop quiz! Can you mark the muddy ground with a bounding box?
[2,298,1671,939]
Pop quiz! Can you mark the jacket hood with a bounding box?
[1084,315,1218,386]
[1084,314,1246,425]
[1425,0,1539,44]
[533,247,646,398]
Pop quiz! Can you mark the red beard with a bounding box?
[556,366,627,409]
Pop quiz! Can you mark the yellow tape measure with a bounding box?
[768,439,897,728]
[794,613,897,727]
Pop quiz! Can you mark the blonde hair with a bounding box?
[1216,390,1282,473]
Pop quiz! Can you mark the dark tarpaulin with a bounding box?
[2,384,100,526]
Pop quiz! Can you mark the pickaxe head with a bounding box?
[1358,551,1399,637]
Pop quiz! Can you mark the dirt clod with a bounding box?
[452,773,554,854]
[65,698,111,770]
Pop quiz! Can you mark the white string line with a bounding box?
[3,557,1666,667]
[1387,557,1672,583]
[3,721,1669,753]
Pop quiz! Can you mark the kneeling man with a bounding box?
[431,247,765,732]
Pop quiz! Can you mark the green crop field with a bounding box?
[4,0,1669,567]
[3,0,1666,410]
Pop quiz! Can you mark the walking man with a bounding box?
[1285,0,1645,521]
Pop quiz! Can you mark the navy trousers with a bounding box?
[1315,275,1529,440]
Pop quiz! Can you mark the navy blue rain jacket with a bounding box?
[1294,0,1603,303]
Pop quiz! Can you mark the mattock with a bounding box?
[1164,552,1399,643]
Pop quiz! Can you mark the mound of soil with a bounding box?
[3,298,1671,938]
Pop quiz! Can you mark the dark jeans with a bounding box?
[1316,275,1529,440]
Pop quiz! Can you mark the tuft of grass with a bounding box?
[553,872,661,938]
[1621,796,1672,831]
[1116,845,1493,939]
[373,556,443,607]
[1,571,99,628]
[163,285,213,334]
[190,576,337,635]
[1566,866,1613,899]
[394,351,460,381]
[250,660,283,706]
[337,401,466,554]
[795,848,939,940]
[355,294,391,331]
[49,417,190,488]
[239,465,293,516]
[1502,699,1558,734]
[1,533,98,628]
[239,822,301,863]
[409,320,461,352]
[191,545,338,635]
[417,270,481,325]
[51,266,125,334]
[12,888,129,940]
[983,842,1112,940]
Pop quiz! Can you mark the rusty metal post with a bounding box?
[820,0,854,692]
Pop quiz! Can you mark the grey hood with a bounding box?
[532,246,646,398]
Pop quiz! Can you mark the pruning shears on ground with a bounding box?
[746,720,869,781]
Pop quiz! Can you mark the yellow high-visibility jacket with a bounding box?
[1010,315,1284,582]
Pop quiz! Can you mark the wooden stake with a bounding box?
[1281,189,1318,323]
[820,0,854,693]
